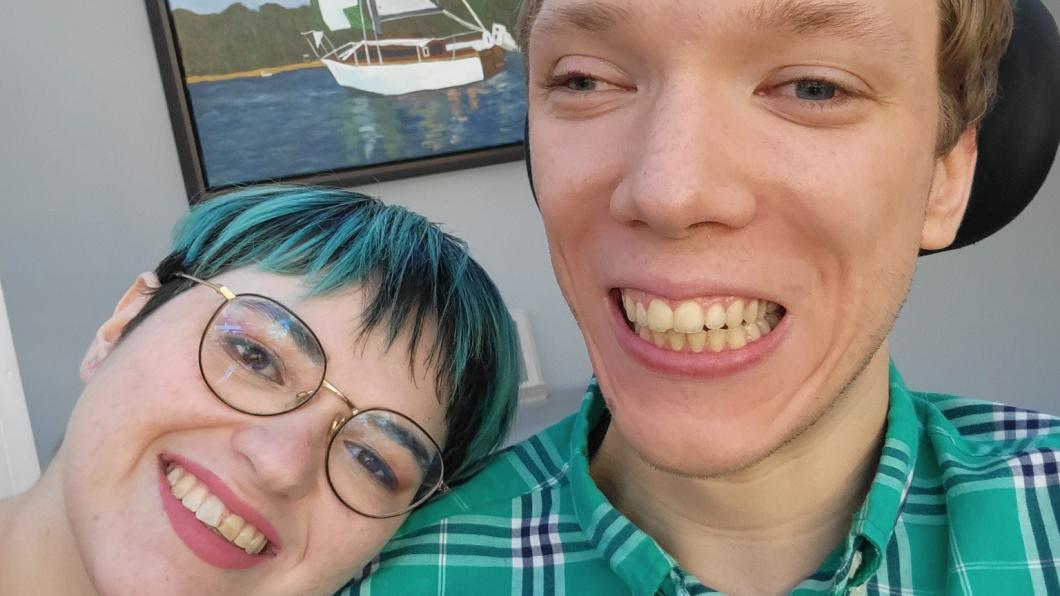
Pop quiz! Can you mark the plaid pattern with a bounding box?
[341,363,1060,595]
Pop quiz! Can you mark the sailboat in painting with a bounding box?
[303,0,518,96]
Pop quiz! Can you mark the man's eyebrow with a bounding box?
[743,0,914,60]
[533,0,632,35]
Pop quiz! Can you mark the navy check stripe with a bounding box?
[961,419,1060,436]
[519,492,533,589]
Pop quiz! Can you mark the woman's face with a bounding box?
[62,268,447,596]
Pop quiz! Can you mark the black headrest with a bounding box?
[932,0,1060,253]
[523,0,1060,254]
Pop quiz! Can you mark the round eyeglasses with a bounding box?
[176,273,447,519]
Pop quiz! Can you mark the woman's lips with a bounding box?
[157,454,280,569]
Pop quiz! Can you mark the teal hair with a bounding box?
[123,185,520,484]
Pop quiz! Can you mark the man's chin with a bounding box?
[602,396,828,481]
[623,429,790,481]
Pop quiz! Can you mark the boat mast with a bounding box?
[358,0,371,64]
[365,0,384,63]
[439,9,482,33]
[459,0,487,33]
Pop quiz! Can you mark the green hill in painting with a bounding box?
[173,1,523,77]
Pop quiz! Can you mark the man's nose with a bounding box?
[610,79,758,239]
[230,397,342,500]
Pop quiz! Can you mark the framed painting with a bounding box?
[145,0,527,200]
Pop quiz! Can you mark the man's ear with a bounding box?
[79,272,161,383]
[921,126,979,251]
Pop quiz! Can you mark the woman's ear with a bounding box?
[79,272,161,383]
[920,126,979,251]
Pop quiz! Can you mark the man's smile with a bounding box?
[619,289,785,353]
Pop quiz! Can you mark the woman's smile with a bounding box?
[159,453,280,568]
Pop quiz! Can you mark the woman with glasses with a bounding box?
[0,185,520,595]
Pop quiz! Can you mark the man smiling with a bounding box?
[344,1,1060,594]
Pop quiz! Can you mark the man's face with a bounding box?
[527,0,966,476]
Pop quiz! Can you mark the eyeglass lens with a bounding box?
[200,294,443,517]
[327,410,444,517]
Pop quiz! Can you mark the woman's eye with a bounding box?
[793,80,838,101]
[344,441,398,490]
[223,336,285,384]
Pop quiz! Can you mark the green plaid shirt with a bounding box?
[342,363,1060,595]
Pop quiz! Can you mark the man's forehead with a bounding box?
[532,0,917,59]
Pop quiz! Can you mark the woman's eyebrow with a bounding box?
[245,300,325,364]
[366,416,433,471]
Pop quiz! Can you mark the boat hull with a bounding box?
[322,55,485,96]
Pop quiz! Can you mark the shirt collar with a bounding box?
[566,363,922,593]
[567,378,678,594]
[842,362,921,587]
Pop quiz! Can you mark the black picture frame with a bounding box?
[144,0,525,202]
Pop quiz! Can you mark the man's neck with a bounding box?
[0,454,97,595]
[590,351,891,595]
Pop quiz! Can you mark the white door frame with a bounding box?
[0,277,40,498]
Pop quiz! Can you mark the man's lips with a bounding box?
[608,288,789,377]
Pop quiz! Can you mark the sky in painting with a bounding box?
[170,0,309,14]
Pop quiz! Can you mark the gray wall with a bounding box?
[1,0,1057,464]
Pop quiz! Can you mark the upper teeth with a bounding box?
[166,464,269,555]
[621,290,782,353]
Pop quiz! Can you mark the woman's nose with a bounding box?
[230,397,343,500]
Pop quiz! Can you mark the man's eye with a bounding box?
[223,336,285,385]
[343,441,399,490]
[565,76,600,91]
[794,80,838,101]
[545,72,617,93]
